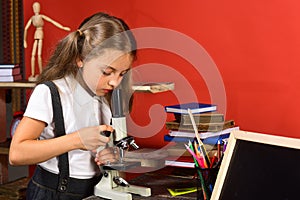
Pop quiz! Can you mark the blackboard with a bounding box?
[211,130,300,200]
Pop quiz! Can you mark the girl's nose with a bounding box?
[108,75,122,88]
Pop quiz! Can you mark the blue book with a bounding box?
[164,134,230,145]
[165,102,217,114]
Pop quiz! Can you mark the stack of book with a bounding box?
[164,102,239,144]
[164,102,238,169]
[0,64,22,82]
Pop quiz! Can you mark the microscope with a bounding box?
[94,89,151,200]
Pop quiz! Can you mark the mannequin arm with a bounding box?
[41,15,71,31]
[23,18,32,48]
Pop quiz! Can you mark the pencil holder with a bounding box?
[195,166,219,200]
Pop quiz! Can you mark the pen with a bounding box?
[189,140,206,169]
[199,144,211,168]
[194,141,201,158]
[184,143,205,168]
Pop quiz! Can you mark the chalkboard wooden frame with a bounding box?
[211,130,300,200]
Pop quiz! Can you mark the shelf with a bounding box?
[132,82,174,93]
[0,81,35,88]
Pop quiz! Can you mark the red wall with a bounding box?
[23,0,300,148]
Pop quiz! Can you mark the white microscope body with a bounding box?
[94,89,151,200]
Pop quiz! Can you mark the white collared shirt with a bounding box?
[24,75,112,179]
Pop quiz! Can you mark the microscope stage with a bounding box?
[103,161,141,171]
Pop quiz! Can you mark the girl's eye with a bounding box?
[102,71,111,76]
[101,68,113,76]
[120,70,129,76]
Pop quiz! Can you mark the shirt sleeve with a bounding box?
[24,84,53,126]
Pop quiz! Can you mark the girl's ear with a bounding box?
[76,60,83,68]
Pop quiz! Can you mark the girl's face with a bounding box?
[79,51,133,96]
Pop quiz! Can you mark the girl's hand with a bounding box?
[94,146,119,166]
[77,125,113,150]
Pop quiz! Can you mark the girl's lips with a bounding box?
[103,89,112,93]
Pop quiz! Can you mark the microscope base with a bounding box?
[94,170,151,200]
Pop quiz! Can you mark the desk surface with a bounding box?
[0,177,29,199]
[86,167,199,200]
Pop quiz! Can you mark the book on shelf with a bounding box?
[166,143,216,157]
[174,112,224,125]
[164,134,230,145]
[165,102,217,114]
[132,82,174,93]
[165,155,195,168]
[0,66,21,76]
[0,74,22,82]
[169,126,240,139]
[165,160,195,168]
[165,119,235,132]
[0,64,19,68]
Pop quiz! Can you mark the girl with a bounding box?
[9,12,136,199]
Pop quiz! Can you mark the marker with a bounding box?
[223,139,228,153]
[217,139,222,161]
[210,152,217,168]
[195,147,206,168]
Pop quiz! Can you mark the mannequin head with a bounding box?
[32,2,40,14]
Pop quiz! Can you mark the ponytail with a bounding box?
[36,30,82,84]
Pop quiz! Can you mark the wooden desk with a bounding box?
[85,167,199,200]
[0,177,29,200]
[129,167,198,200]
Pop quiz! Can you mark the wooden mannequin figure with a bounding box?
[24,2,70,82]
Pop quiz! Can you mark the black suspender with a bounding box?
[43,81,70,193]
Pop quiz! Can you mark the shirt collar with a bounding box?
[64,75,97,106]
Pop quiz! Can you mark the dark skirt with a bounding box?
[26,166,101,200]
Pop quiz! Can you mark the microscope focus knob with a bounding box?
[114,136,139,150]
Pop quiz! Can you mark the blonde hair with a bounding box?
[37,12,137,112]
